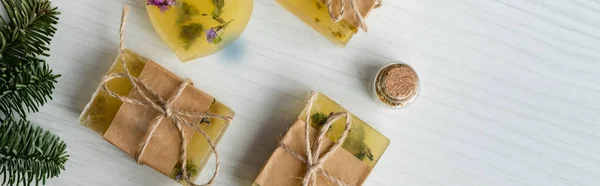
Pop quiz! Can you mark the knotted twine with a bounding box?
[100,5,231,186]
[279,92,353,186]
[325,0,382,31]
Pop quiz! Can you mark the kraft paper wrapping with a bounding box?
[103,61,214,176]
[255,120,372,186]
[327,0,379,28]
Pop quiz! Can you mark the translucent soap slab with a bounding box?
[276,0,357,46]
[299,93,389,167]
[78,49,233,184]
[147,0,253,61]
[253,93,390,186]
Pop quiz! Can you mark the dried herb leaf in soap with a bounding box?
[355,143,374,161]
[177,2,200,24]
[343,124,374,161]
[311,112,374,161]
[212,36,222,44]
[311,112,331,131]
[173,160,199,181]
[179,23,203,49]
[211,0,225,17]
[200,117,211,125]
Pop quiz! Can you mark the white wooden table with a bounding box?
[33,0,600,185]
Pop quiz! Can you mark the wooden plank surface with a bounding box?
[30,0,600,185]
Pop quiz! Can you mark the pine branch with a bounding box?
[0,0,61,118]
[0,0,60,57]
[0,59,59,118]
[0,118,69,186]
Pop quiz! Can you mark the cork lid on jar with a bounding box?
[372,63,420,109]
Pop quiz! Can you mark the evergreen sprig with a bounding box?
[0,59,59,118]
[0,0,61,118]
[0,118,68,186]
[0,1,68,185]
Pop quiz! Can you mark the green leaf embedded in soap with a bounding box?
[200,117,211,125]
[342,123,375,161]
[177,2,200,24]
[211,8,221,19]
[311,111,373,161]
[212,36,222,44]
[311,112,332,131]
[211,0,225,17]
[212,0,224,9]
[147,0,254,61]
[354,143,374,161]
[311,112,328,126]
[179,23,203,49]
[173,160,199,181]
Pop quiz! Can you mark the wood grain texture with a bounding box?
[26,0,600,185]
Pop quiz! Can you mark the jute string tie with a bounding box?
[100,5,231,186]
[325,0,382,31]
[279,92,353,186]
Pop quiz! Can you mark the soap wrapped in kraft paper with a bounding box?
[276,0,382,46]
[78,6,234,186]
[254,92,390,186]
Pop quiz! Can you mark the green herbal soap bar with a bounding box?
[276,0,380,46]
[147,0,253,62]
[78,49,234,185]
[299,93,389,167]
[253,93,389,186]
[276,0,357,46]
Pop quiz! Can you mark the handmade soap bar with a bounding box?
[254,92,389,186]
[276,0,378,46]
[299,93,389,166]
[147,0,253,62]
[78,49,234,185]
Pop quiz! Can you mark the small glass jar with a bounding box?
[371,62,420,109]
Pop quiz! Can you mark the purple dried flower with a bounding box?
[206,28,218,43]
[147,0,176,13]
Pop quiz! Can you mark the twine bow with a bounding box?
[280,92,353,186]
[325,0,382,31]
[99,5,232,186]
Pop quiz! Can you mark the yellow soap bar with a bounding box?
[78,49,234,184]
[78,49,146,134]
[277,0,357,46]
[299,93,389,167]
[147,0,253,62]
[252,93,389,186]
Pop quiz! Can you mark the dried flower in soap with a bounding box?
[206,19,233,44]
[147,0,176,13]
[206,28,218,43]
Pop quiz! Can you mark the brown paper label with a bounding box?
[255,120,372,186]
[103,61,214,176]
[327,0,379,27]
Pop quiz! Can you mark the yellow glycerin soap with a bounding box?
[277,0,355,46]
[147,0,253,62]
[78,49,235,185]
[252,92,390,186]
[277,0,379,46]
[299,93,389,167]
